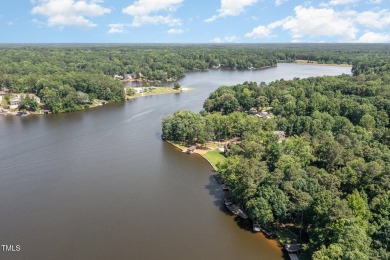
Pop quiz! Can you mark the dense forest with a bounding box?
[1,44,389,113]
[162,56,390,259]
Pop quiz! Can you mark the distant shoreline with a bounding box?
[293,60,352,67]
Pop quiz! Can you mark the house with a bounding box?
[132,87,143,94]
[248,108,258,114]
[125,73,136,80]
[76,92,90,104]
[113,74,124,80]
[256,111,272,119]
[10,95,21,106]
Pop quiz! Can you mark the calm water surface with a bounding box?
[0,64,351,259]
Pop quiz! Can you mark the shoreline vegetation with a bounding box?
[162,54,390,259]
[125,86,194,100]
[0,86,194,117]
[292,59,352,67]
[165,139,310,258]
[3,44,385,117]
[165,140,226,170]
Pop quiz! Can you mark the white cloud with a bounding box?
[353,10,390,29]
[167,28,184,34]
[122,0,183,27]
[212,35,239,43]
[245,25,271,38]
[31,0,110,28]
[246,5,390,42]
[246,6,359,41]
[282,6,358,40]
[328,0,359,5]
[358,32,390,42]
[6,21,14,26]
[275,0,287,6]
[108,23,126,34]
[205,0,257,22]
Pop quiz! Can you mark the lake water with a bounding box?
[0,64,351,259]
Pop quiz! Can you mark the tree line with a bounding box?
[1,44,389,113]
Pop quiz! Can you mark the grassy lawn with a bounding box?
[168,141,187,151]
[126,87,193,99]
[202,149,226,170]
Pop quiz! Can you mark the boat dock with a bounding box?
[224,200,248,219]
[253,221,261,232]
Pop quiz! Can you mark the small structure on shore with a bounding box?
[224,199,248,219]
[222,184,230,191]
[186,146,196,154]
[253,221,261,232]
[113,74,124,80]
[284,244,302,254]
[248,108,258,114]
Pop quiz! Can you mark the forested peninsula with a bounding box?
[162,50,390,259]
[0,43,387,114]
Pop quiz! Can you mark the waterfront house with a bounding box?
[125,73,136,80]
[77,92,90,104]
[248,108,258,114]
[10,96,21,106]
[133,87,143,94]
[113,74,124,80]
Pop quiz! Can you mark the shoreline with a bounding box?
[164,140,224,171]
[1,88,194,117]
[293,60,352,67]
[126,87,194,100]
[165,139,305,258]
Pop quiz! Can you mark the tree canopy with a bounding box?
[162,56,390,259]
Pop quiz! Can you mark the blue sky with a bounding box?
[0,0,389,43]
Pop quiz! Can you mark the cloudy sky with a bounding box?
[0,0,389,43]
